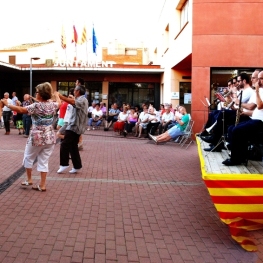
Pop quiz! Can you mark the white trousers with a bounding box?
[22,142,55,172]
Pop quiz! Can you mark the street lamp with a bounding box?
[30,57,40,96]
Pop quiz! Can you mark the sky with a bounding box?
[0,0,165,49]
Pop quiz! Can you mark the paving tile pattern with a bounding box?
[0,128,262,262]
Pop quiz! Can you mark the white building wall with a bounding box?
[152,0,193,106]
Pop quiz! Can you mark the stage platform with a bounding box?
[196,136,263,252]
[197,137,263,174]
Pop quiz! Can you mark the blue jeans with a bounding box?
[23,114,32,135]
[88,118,102,127]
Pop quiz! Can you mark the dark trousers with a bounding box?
[208,110,250,144]
[3,111,12,132]
[60,130,81,169]
[228,119,263,162]
[23,114,32,135]
[158,122,170,135]
[147,122,160,135]
[124,122,136,133]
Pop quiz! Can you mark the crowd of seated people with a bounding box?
[86,102,191,144]
[198,69,263,166]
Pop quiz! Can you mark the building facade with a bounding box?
[153,0,262,133]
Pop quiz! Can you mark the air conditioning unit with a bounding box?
[45,59,53,67]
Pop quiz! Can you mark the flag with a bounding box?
[92,26,98,54]
[72,25,78,44]
[196,137,263,252]
[79,26,87,45]
[61,26,66,49]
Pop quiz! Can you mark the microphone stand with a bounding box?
[200,96,211,133]
[205,106,230,157]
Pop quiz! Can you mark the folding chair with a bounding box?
[179,119,194,149]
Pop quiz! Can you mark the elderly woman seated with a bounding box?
[113,106,128,135]
[87,103,103,130]
[145,105,160,138]
[123,107,138,137]
[134,105,149,138]
[149,106,189,144]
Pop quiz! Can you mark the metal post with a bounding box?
[29,57,40,96]
[30,58,32,96]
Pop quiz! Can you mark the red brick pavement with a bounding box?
[0,127,262,263]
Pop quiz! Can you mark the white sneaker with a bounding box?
[57,165,69,173]
[69,168,80,174]
[87,128,90,131]
[92,127,95,130]
[148,134,158,144]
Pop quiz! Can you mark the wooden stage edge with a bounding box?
[196,136,263,176]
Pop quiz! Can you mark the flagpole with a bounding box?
[65,49,68,70]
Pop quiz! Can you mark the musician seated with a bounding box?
[222,72,263,166]
[200,72,255,152]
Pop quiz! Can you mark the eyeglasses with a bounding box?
[237,80,242,82]
[251,77,258,79]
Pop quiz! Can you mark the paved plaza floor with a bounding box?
[0,127,262,263]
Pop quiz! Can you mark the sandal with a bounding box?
[21,180,33,186]
[32,185,46,192]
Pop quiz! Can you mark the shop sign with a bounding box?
[53,60,115,68]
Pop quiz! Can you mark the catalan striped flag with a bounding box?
[61,26,66,49]
[79,26,87,45]
[72,25,78,45]
[196,137,263,252]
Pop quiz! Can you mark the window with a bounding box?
[86,82,102,105]
[57,82,75,96]
[109,82,159,109]
[9,56,16,64]
[179,82,191,105]
[180,0,189,29]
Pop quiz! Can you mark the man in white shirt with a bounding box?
[2,92,12,135]
[222,70,263,166]
[158,105,174,135]
[87,103,103,130]
[12,92,18,105]
[88,102,96,119]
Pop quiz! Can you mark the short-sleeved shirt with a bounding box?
[109,108,120,120]
[92,109,103,118]
[176,114,190,131]
[26,101,59,128]
[12,96,18,105]
[26,101,59,146]
[59,101,68,118]
[66,95,88,135]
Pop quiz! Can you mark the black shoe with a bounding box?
[200,135,215,144]
[222,159,242,166]
[204,145,222,152]
[144,135,149,138]
[104,128,109,131]
[123,131,127,137]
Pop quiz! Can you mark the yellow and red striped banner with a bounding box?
[196,136,263,251]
